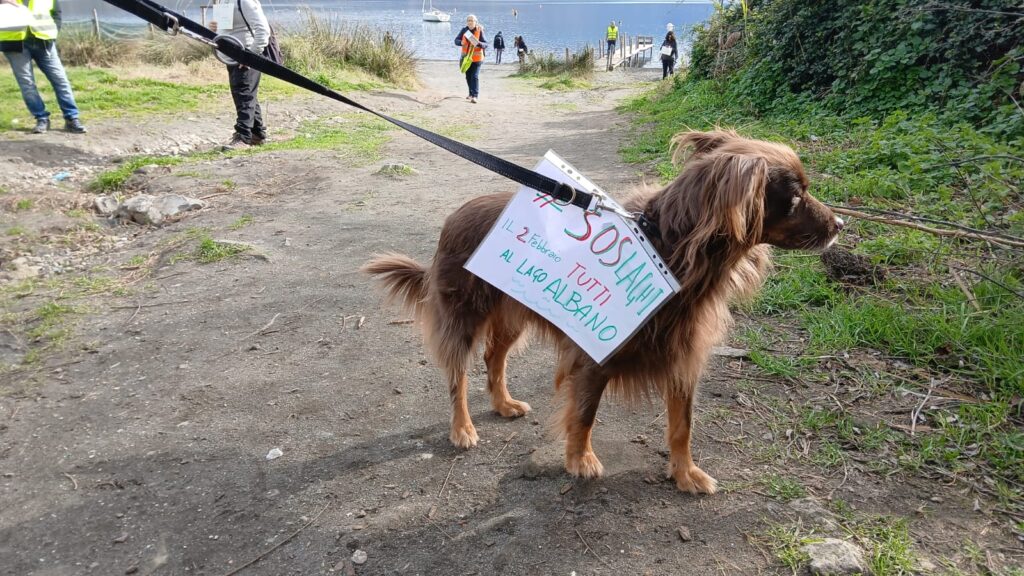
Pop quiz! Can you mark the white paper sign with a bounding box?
[209,2,235,30]
[0,4,33,30]
[465,151,680,364]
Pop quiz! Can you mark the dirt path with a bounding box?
[1,62,1020,575]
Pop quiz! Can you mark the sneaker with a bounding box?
[32,118,49,134]
[65,118,87,134]
[470,96,478,103]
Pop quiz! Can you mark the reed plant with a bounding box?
[57,27,128,67]
[517,48,594,79]
[279,11,418,89]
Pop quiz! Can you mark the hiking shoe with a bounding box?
[32,118,49,134]
[65,118,87,134]
[250,132,267,146]
[227,132,251,147]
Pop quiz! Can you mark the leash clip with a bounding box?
[163,12,179,35]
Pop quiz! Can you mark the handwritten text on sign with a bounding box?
[464,151,680,364]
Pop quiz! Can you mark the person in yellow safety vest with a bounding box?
[0,0,86,133]
[605,20,618,58]
[453,14,488,103]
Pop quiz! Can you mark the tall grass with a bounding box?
[517,48,594,79]
[280,12,418,89]
[49,16,418,89]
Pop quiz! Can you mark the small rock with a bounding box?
[151,194,205,219]
[802,538,866,575]
[283,237,292,247]
[94,195,119,215]
[677,526,692,542]
[376,163,417,177]
[929,495,943,503]
[761,432,774,441]
[125,566,139,575]
[643,474,660,484]
[112,532,128,544]
[265,448,283,460]
[351,549,368,565]
[560,482,574,495]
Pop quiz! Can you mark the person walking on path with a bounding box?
[514,35,528,65]
[454,14,487,103]
[605,21,618,58]
[0,0,86,134]
[660,29,678,79]
[210,0,270,147]
[493,31,505,64]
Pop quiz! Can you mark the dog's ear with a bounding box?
[671,129,740,166]
[702,153,767,245]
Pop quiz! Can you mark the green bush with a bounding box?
[516,49,594,79]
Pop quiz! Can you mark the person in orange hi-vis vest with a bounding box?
[453,14,488,103]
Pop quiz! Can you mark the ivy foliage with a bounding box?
[689,0,1023,138]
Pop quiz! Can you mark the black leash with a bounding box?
[99,0,661,239]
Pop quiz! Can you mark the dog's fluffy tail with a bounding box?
[362,253,429,315]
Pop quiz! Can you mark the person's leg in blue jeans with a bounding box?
[466,62,481,100]
[4,48,50,121]
[26,39,80,120]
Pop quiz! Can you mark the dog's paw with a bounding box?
[671,465,717,495]
[449,423,479,449]
[493,398,531,418]
[566,451,605,479]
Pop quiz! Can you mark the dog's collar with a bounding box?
[636,210,661,242]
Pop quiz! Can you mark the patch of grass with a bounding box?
[852,516,918,575]
[764,474,806,502]
[761,524,819,573]
[191,237,250,264]
[14,198,33,211]
[6,225,27,236]
[537,76,593,91]
[247,115,395,164]
[0,68,222,131]
[89,155,185,193]
[229,214,254,230]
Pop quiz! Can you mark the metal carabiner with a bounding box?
[163,12,179,35]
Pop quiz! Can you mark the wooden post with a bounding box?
[148,23,155,38]
[565,47,570,63]
[92,9,100,39]
[201,5,208,27]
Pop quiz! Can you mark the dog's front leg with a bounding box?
[560,362,608,479]
[665,390,717,494]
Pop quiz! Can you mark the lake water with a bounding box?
[62,0,714,61]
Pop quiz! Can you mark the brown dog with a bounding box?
[364,130,842,493]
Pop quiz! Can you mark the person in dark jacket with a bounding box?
[454,14,488,103]
[660,30,678,79]
[493,31,505,64]
[1,0,86,133]
[514,35,528,65]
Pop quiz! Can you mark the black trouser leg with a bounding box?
[228,64,263,140]
[662,58,670,79]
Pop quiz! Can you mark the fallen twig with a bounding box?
[951,269,982,312]
[438,458,457,497]
[952,266,1024,300]
[492,432,518,463]
[222,502,330,576]
[63,472,78,490]
[827,206,1024,249]
[387,319,415,325]
[574,528,614,569]
[111,300,192,310]
[240,313,281,341]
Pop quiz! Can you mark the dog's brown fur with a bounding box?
[363,130,842,493]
